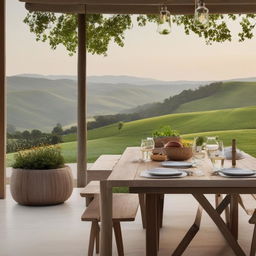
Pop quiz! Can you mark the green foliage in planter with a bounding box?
[152,125,180,138]
[195,136,205,146]
[13,146,65,170]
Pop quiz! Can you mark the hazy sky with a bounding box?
[6,0,256,81]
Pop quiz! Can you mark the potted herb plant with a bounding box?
[10,145,73,206]
[195,136,205,152]
[152,126,180,148]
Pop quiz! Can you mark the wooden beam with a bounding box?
[20,0,256,5]
[77,11,87,187]
[0,0,6,199]
[25,3,256,14]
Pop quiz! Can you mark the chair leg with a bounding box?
[88,221,97,256]
[250,225,256,256]
[96,222,100,254]
[113,221,124,256]
[138,193,146,229]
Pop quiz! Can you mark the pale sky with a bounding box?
[6,0,256,81]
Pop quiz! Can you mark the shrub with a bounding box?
[152,125,180,137]
[13,146,65,170]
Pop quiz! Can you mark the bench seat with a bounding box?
[81,194,139,222]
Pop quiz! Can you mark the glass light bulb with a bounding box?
[194,2,209,28]
[157,6,171,35]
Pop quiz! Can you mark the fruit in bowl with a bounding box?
[164,139,193,161]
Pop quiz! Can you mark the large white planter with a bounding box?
[10,166,73,206]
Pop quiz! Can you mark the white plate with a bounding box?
[220,168,256,177]
[218,172,256,178]
[141,171,187,179]
[161,161,193,168]
[147,168,183,176]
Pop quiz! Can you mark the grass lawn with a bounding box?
[7,129,256,166]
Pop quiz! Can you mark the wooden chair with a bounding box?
[238,194,256,256]
[81,194,139,256]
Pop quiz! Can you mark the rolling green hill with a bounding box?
[175,82,256,113]
[8,106,255,166]
[87,106,256,141]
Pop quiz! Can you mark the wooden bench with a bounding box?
[87,155,121,184]
[84,155,148,228]
[81,194,139,256]
[239,194,256,256]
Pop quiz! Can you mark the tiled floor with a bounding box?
[0,187,253,256]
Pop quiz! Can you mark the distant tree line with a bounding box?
[7,123,77,153]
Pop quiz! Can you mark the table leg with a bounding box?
[100,180,113,256]
[159,194,164,228]
[146,193,158,256]
[215,194,230,227]
[172,205,203,256]
[139,193,147,229]
[230,194,239,240]
[193,194,245,256]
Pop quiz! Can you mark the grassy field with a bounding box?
[7,106,256,166]
[7,128,256,166]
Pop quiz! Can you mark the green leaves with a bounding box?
[24,12,256,56]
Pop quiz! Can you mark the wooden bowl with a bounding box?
[154,136,181,148]
[164,147,193,161]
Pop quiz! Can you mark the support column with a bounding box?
[0,0,6,199]
[77,12,87,187]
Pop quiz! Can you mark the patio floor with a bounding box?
[0,187,253,256]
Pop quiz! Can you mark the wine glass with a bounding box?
[140,138,154,161]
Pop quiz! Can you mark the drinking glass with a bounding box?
[205,136,219,158]
[209,140,225,171]
[192,137,206,176]
[140,138,154,161]
[192,137,205,165]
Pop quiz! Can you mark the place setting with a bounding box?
[140,135,204,179]
[205,137,256,178]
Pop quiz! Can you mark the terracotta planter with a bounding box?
[10,166,73,206]
[154,136,181,148]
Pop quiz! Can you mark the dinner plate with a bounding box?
[147,168,183,176]
[141,171,187,179]
[161,161,193,168]
[220,168,255,177]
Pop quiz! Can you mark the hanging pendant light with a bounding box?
[157,6,171,35]
[194,0,209,28]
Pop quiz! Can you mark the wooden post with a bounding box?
[0,0,6,199]
[232,139,236,168]
[77,12,87,187]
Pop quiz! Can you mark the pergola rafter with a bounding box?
[1,0,256,199]
[25,3,256,14]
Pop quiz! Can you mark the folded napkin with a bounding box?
[224,147,245,160]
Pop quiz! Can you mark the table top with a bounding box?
[107,147,256,191]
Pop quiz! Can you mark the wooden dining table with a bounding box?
[99,147,256,256]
